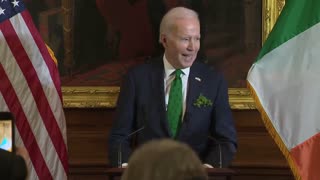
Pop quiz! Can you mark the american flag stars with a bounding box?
[12,0,19,7]
[0,7,5,15]
[0,0,20,15]
[0,0,23,21]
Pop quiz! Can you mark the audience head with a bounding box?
[121,139,207,180]
[159,7,201,69]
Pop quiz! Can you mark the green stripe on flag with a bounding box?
[256,0,320,61]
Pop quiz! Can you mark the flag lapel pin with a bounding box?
[195,77,201,82]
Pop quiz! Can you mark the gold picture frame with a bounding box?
[61,0,285,109]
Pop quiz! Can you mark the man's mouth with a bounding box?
[182,54,192,57]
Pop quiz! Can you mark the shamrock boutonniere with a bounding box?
[193,94,213,108]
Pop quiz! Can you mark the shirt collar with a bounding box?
[163,55,190,79]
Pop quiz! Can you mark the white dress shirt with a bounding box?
[163,55,190,122]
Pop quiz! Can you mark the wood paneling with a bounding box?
[66,108,114,166]
[65,109,294,179]
[232,110,288,167]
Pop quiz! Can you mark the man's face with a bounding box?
[161,18,200,69]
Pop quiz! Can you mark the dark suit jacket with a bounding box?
[108,57,237,167]
[0,149,27,180]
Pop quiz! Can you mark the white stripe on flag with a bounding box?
[1,89,41,180]
[0,93,9,111]
[0,30,67,179]
[14,127,38,180]
[11,14,67,143]
[248,22,320,149]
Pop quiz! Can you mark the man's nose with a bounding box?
[187,40,195,51]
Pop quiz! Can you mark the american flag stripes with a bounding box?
[0,0,68,179]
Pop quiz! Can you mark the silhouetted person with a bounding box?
[0,149,27,180]
[122,139,208,180]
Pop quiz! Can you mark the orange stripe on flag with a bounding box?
[290,133,320,180]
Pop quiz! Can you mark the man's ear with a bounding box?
[160,34,168,48]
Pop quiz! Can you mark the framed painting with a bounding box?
[25,0,285,109]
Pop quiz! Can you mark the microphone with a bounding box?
[118,126,145,168]
[207,135,223,168]
[182,114,223,168]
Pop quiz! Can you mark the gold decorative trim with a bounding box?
[262,0,285,43]
[62,86,119,108]
[62,87,255,109]
[62,1,285,109]
[228,88,256,109]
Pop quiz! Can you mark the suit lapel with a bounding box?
[186,64,204,115]
[151,59,171,136]
[177,63,204,139]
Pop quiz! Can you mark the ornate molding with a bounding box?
[62,1,285,109]
[62,87,255,109]
[262,0,285,43]
[228,88,256,109]
[62,86,119,108]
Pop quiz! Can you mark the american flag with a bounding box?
[0,0,68,179]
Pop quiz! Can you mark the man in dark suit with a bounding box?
[108,7,237,168]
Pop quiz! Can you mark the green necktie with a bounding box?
[167,69,183,138]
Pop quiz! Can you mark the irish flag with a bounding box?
[247,1,320,180]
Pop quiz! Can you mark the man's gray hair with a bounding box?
[159,7,199,42]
